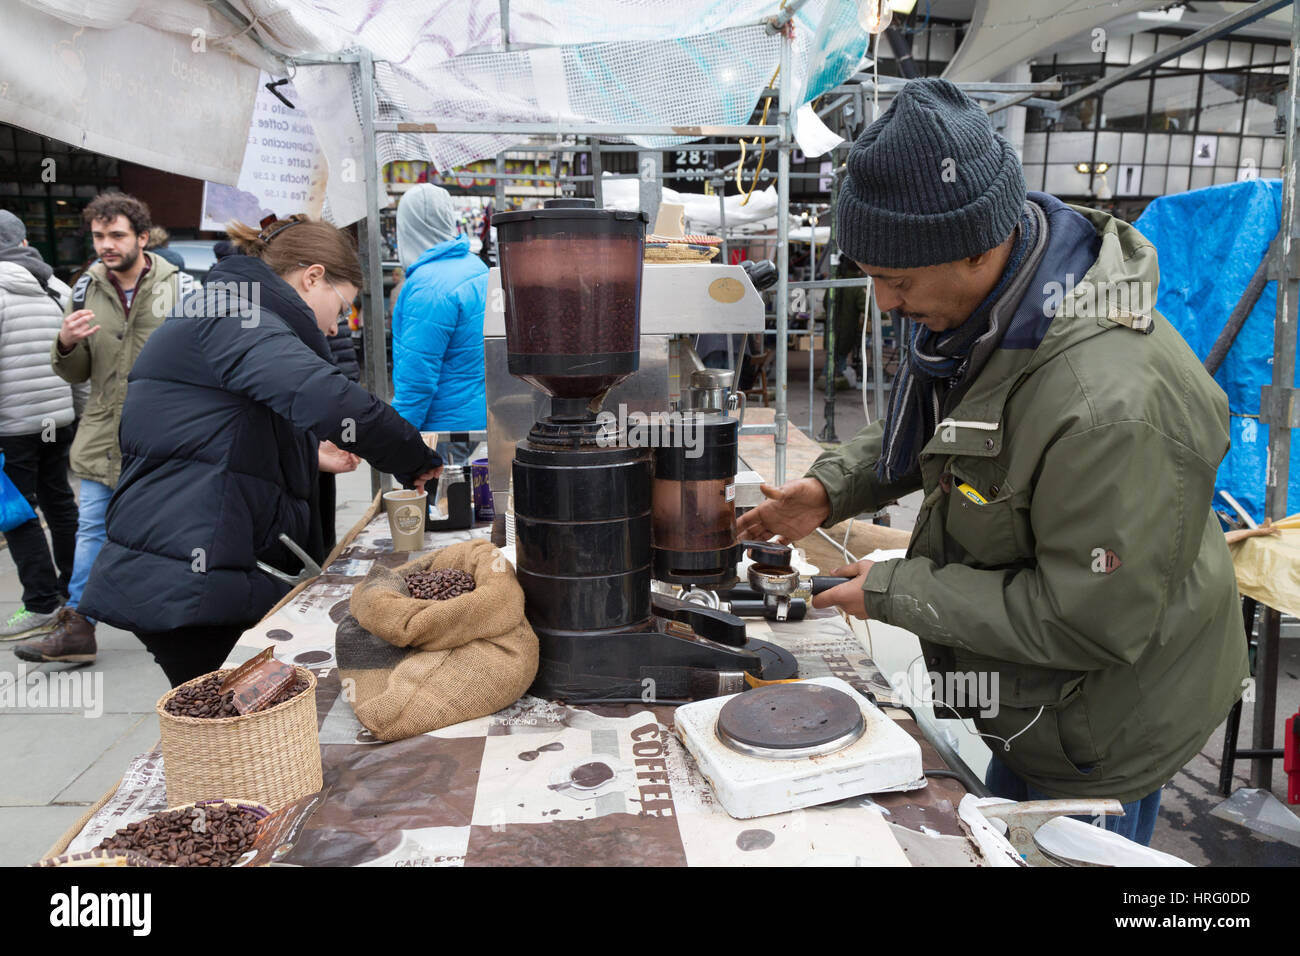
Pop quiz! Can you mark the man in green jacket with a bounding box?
[738,79,1247,846]
[15,193,191,666]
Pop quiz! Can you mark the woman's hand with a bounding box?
[318,440,360,474]
[411,467,442,495]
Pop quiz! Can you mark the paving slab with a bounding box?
[0,805,96,867]
[0,713,140,805]
[55,713,159,805]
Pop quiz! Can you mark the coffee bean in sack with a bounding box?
[96,804,258,867]
[164,672,308,719]
[404,568,477,601]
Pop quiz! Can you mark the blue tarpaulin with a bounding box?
[1133,178,1298,524]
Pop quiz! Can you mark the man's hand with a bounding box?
[735,477,832,545]
[58,309,100,350]
[411,467,442,495]
[318,440,360,474]
[810,559,876,619]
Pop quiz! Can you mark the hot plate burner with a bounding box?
[716,683,866,759]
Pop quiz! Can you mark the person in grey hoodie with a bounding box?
[0,211,80,640]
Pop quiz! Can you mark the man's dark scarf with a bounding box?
[876,207,1039,484]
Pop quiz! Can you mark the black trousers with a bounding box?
[0,427,79,613]
[134,625,251,688]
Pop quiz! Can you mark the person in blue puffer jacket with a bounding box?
[391,183,487,466]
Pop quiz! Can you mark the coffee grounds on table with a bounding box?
[97,805,258,867]
[404,568,476,601]
[164,672,308,719]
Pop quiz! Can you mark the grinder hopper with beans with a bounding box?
[493,199,796,702]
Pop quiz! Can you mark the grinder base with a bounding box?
[528,621,797,703]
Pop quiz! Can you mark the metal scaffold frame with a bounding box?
[296,16,803,487]
[297,43,1070,489]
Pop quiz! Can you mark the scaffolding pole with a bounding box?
[356,49,390,499]
[1254,0,1300,791]
[774,24,792,485]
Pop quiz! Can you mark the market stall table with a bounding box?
[46,506,999,867]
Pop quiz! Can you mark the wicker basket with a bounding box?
[38,799,272,868]
[155,667,322,811]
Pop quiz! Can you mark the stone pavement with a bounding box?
[0,467,377,865]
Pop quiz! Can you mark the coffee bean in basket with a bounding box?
[164,672,309,719]
[404,568,476,601]
[96,804,258,867]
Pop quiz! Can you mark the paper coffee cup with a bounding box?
[382,489,427,552]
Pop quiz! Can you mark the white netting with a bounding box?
[19,0,871,223]
[291,1,868,221]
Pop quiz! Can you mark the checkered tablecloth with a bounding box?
[62,516,988,867]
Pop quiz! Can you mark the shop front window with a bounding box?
[1243,72,1287,136]
[1149,73,1200,132]
[1198,73,1245,134]
[1101,75,1151,131]
[1056,64,1103,131]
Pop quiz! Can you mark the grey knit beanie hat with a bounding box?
[837,77,1026,269]
[0,210,26,249]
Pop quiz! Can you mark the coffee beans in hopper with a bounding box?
[164,672,308,719]
[404,568,476,600]
[96,805,258,867]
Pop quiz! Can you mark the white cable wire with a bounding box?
[901,654,1044,753]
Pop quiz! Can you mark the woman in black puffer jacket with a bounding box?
[79,216,441,685]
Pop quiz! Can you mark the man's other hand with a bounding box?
[811,559,876,619]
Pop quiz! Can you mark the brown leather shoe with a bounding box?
[13,608,97,664]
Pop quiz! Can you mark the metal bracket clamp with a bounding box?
[1259,385,1300,429]
[255,534,324,587]
[1266,243,1300,279]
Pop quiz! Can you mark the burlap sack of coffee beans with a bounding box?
[340,540,538,740]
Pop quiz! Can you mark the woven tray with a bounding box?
[37,798,272,867]
[155,668,322,811]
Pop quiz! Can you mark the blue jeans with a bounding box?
[68,478,113,621]
[984,752,1163,847]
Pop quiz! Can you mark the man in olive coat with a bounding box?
[15,193,191,665]
[739,79,1247,846]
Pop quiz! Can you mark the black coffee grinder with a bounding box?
[493,199,797,702]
